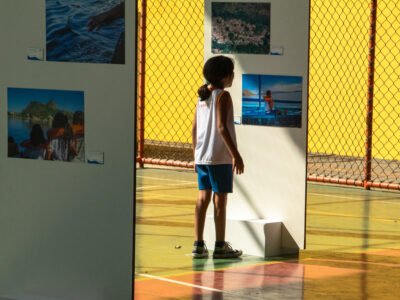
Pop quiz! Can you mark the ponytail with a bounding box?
[198,55,234,101]
[198,84,212,101]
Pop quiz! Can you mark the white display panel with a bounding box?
[0,1,135,299]
[205,0,309,254]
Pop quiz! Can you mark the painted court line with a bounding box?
[136,192,194,200]
[310,192,372,201]
[137,175,195,184]
[136,273,225,293]
[136,182,197,190]
[309,192,400,203]
[305,258,400,268]
[308,209,398,222]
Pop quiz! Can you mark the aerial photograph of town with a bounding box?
[212,2,271,54]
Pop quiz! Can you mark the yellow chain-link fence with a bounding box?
[137,0,203,167]
[307,1,370,184]
[308,0,400,189]
[136,0,400,190]
[373,1,400,185]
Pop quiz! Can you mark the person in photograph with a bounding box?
[264,90,274,113]
[8,136,20,157]
[46,112,72,161]
[21,124,47,160]
[87,1,125,64]
[192,55,244,259]
[70,111,85,162]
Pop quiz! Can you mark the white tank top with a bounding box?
[195,89,237,165]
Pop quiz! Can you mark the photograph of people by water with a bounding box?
[212,2,271,54]
[46,0,125,64]
[8,88,85,162]
[242,74,303,128]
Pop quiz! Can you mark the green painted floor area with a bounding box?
[135,167,400,299]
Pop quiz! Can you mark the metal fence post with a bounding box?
[364,0,378,189]
[137,0,147,168]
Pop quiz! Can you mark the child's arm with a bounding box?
[191,109,197,155]
[191,109,198,172]
[45,148,52,160]
[88,2,125,31]
[216,92,244,174]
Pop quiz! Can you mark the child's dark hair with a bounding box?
[52,112,72,140]
[52,112,68,129]
[198,55,234,100]
[30,124,46,146]
[73,111,84,125]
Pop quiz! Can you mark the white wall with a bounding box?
[205,0,309,251]
[0,1,135,299]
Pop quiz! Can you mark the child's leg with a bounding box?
[213,192,227,242]
[195,189,212,241]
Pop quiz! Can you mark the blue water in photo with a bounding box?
[46,0,124,63]
[8,119,51,147]
[243,98,302,111]
[242,98,302,128]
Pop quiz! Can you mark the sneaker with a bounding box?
[192,243,209,259]
[213,242,243,259]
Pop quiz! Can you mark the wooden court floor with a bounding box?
[135,167,400,299]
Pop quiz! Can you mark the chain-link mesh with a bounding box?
[137,0,204,164]
[308,0,370,183]
[137,0,400,189]
[372,1,400,184]
[308,0,400,188]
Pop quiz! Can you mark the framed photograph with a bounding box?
[242,74,303,127]
[212,2,271,54]
[46,0,125,64]
[8,88,85,162]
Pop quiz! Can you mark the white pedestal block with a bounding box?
[205,216,283,257]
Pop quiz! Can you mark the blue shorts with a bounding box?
[196,164,233,193]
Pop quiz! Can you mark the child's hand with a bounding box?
[233,155,244,175]
[87,13,108,31]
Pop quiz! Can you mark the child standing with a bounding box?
[70,111,85,162]
[264,90,274,113]
[46,112,72,161]
[192,55,244,259]
[21,124,47,159]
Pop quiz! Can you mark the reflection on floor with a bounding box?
[135,167,400,299]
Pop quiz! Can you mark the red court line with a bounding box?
[367,249,400,258]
